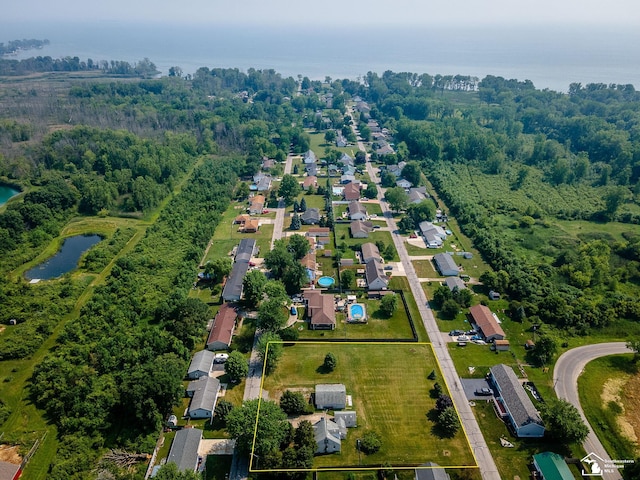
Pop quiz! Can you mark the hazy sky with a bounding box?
[3,0,640,27]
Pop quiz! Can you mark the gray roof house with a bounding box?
[188,376,221,419]
[314,417,342,454]
[396,178,412,189]
[305,163,318,176]
[365,261,389,291]
[341,174,356,184]
[348,201,367,221]
[433,253,459,277]
[445,276,466,292]
[408,187,428,204]
[415,462,451,480]
[350,220,373,238]
[361,242,382,264]
[301,208,321,225]
[419,221,447,248]
[315,384,347,410]
[303,150,317,164]
[187,350,215,379]
[235,238,256,263]
[222,261,250,302]
[167,428,202,472]
[489,364,545,438]
[334,410,357,428]
[339,153,354,167]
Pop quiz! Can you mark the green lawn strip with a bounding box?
[204,455,234,480]
[577,354,637,460]
[261,343,474,468]
[387,276,428,341]
[293,192,327,211]
[405,242,430,256]
[334,225,398,261]
[412,260,437,278]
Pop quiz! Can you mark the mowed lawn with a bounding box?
[261,343,475,468]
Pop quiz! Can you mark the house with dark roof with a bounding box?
[361,242,382,264]
[433,253,459,276]
[348,201,367,221]
[187,350,215,379]
[350,220,373,238]
[365,261,389,291]
[167,428,202,472]
[468,304,505,342]
[304,290,336,330]
[222,262,250,302]
[415,462,451,480]
[315,384,346,409]
[206,303,237,351]
[532,452,574,480]
[301,208,321,225]
[305,163,318,176]
[489,364,545,438]
[236,239,256,263]
[445,276,466,292]
[343,182,361,201]
[341,174,356,184]
[188,376,220,419]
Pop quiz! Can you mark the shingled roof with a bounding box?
[490,364,543,431]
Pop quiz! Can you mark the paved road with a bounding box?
[359,129,501,480]
[270,153,294,249]
[553,342,631,480]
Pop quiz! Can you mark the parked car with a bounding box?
[290,306,297,316]
[473,339,487,345]
[475,387,494,396]
[384,265,393,270]
[409,233,417,238]
[214,353,229,364]
[466,330,478,335]
[449,329,464,336]
[457,335,470,342]
[373,225,381,229]
[471,334,483,341]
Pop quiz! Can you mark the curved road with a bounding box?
[553,342,631,480]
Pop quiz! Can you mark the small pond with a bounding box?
[0,185,19,207]
[25,234,102,280]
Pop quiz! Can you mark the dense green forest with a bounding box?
[1,59,639,478]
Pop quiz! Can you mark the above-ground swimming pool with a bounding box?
[348,303,367,322]
[317,276,335,288]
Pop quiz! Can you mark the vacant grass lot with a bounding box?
[413,259,437,278]
[261,343,475,468]
[298,294,414,340]
[334,224,398,261]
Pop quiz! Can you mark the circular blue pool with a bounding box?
[317,276,335,288]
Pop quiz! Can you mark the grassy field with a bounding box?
[577,354,638,461]
[413,259,437,278]
[261,343,475,468]
[334,224,399,262]
[297,293,415,340]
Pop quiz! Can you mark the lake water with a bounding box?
[25,234,102,280]
[2,22,640,92]
[0,185,19,206]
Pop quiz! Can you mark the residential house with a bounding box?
[361,242,382,264]
[206,303,237,351]
[445,276,466,292]
[221,262,250,302]
[348,201,367,221]
[303,150,317,164]
[328,164,340,176]
[386,162,406,178]
[376,143,395,156]
[350,220,373,238]
[314,417,342,454]
[167,428,202,473]
[489,364,545,438]
[261,158,275,170]
[315,384,347,409]
[339,153,354,167]
[307,227,330,238]
[468,304,506,342]
[367,119,381,133]
[342,164,356,176]
[252,173,272,192]
[343,182,361,201]
[408,188,427,204]
[188,376,220,419]
[365,261,389,291]
[336,135,347,148]
[301,208,321,225]
[532,452,574,480]
[396,178,412,189]
[248,194,265,214]
[305,163,318,177]
[301,250,317,283]
[242,218,259,233]
[355,101,370,114]
[304,290,336,330]
[187,350,215,379]
[302,176,317,190]
[340,174,356,184]
[415,463,451,480]
[433,253,459,276]
[235,238,256,263]
[419,221,447,248]
[334,410,357,427]
[234,214,250,225]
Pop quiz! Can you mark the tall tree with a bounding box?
[278,174,301,205]
[384,186,409,212]
[225,351,249,383]
[257,298,288,332]
[542,399,589,444]
[226,399,289,456]
[256,331,284,375]
[287,234,311,260]
[243,269,268,308]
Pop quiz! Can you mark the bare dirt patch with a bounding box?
[603,376,638,447]
[0,444,22,464]
[621,372,640,454]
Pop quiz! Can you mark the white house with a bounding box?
[348,201,367,221]
[186,350,215,379]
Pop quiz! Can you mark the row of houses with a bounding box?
[222,238,256,302]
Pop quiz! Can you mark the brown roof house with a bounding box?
[361,242,382,264]
[302,176,318,190]
[248,194,265,214]
[304,290,336,330]
[350,220,373,238]
[343,182,361,201]
[468,304,506,342]
[206,303,237,351]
